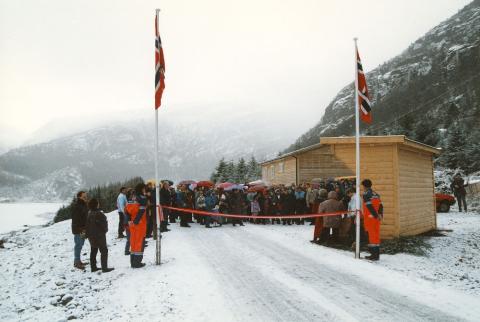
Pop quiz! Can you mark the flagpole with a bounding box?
[155,8,162,266]
[354,37,361,259]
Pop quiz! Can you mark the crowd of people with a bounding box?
[71,177,384,271]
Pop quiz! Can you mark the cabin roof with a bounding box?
[261,135,440,165]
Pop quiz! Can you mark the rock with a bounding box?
[55,280,65,286]
[66,301,77,309]
[67,315,77,320]
[61,294,73,305]
[50,299,59,306]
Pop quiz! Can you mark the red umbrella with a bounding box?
[197,180,214,188]
[247,185,267,193]
[216,182,235,190]
[178,180,196,186]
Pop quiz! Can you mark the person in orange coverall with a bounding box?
[126,183,148,268]
[361,179,383,261]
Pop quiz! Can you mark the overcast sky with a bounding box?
[0,0,472,143]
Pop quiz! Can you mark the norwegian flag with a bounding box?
[155,14,165,109]
[357,50,372,123]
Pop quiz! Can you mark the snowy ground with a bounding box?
[1,210,479,322]
[0,203,63,234]
[381,211,480,295]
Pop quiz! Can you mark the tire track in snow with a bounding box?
[187,226,465,322]
[240,227,465,322]
[188,228,356,322]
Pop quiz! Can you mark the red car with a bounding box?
[435,193,456,212]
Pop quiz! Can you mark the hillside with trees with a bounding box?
[285,0,480,174]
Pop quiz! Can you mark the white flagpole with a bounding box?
[155,8,162,266]
[354,38,361,259]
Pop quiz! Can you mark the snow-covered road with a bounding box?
[1,212,479,321]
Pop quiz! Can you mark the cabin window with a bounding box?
[278,162,284,173]
[270,165,275,178]
[262,168,267,179]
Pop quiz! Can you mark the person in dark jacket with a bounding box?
[229,189,245,226]
[294,186,306,225]
[160,181,174,223]
[176,185,191,227]
[72,191,88,269]
[204,189,218,228]
[281,189,295,225]
[450,174,468,212]
[86,198,114,273]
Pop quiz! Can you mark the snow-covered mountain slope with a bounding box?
[1,211,479,321]
[286,0,480,152]
[0,107,300,201]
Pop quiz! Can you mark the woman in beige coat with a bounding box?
[318,191,345,242]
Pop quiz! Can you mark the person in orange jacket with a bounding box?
[126,183,148,268]
[361,179,383,261]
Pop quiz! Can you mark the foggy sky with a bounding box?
[0,0,472,144]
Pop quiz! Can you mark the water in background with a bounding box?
[0,203,64,234]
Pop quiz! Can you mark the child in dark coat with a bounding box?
[86,199,114,273]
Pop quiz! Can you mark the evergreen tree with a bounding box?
[445,103,460,128]
[440,123,468,170]
[247,156,261,181]
[225,160,236,182]
[398,114,416,138]
[54,176,144,223]
[414,117,439,147]
[236,157,248,184]
[210,158,228,183]
[465,128,480,174]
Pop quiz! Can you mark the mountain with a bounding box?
[0,125,28,156]
[285,0,480,165]
[0,106,301,201]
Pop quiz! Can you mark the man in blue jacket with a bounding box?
[117,187,127,238]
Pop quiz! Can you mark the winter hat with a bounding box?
[327,191,337,199]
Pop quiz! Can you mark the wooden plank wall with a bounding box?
[262,141,436,239]
[398,147,436,236]
[297,145,351,181]
[331,144,398,239]
[261,157,296,185]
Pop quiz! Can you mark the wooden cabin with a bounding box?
[261,135,441,239]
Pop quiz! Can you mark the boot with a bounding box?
[365,247,374,260]
[91,266,100,272]
[131,254,145,268]
[366,246,380,261]
[102,268,115,273]
[133,263,146,268]
[74,260,85,270]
